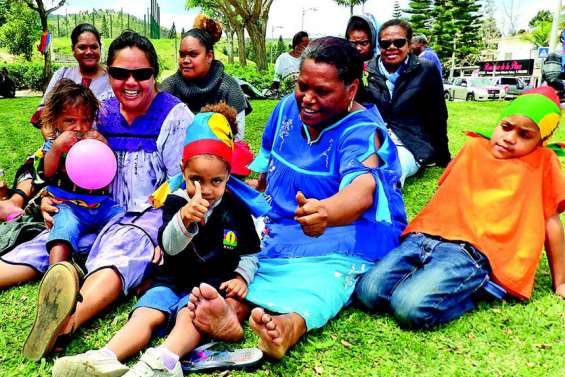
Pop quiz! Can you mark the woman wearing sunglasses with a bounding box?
[364,19,450,186]
[0,31,194,360]
[161,15,247,138]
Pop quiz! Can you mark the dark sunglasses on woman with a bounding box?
[378,38,407,49]
[108,67,154,81]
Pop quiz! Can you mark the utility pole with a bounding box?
[549,0,563,51]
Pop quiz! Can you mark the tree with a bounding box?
[335,0,367,16]
[528,10,552,28]
[392,0,403,19]
[169,22,176,39]
[0,1,40,61]
[430,0,482,78]
[20,0,66,88]
[404,0,433,34]
[186,0,247,66]
[101,15,109,37]
[477,0,501,61]
[521,21,551,48]
[227,0,274,71]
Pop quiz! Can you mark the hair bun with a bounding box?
[193,14,222,44]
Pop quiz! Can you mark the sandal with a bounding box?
[181,342,263,372]
[23,262,80,361]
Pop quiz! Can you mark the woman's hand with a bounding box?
[294,191,329,237]
[220,275,248,299]
[180,181,209,225]
[40,195,61,229]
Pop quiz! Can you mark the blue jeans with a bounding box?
[355,233,490,329]
[47,198,124,253]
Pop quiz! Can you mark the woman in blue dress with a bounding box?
[186,36,407,359]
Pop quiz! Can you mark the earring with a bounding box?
[347,99,354,112]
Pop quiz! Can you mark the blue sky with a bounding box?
[53,0,548,38]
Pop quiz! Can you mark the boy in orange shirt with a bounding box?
[355,86,565,328]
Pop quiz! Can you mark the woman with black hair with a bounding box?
[271,31,309,90]
[42,23,114,104]
[161,15,247,138]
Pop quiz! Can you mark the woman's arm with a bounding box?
[545,213,565,298]
[295,135,379,237]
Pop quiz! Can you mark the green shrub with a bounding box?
[3,62,63,90]
[224,63,275,91]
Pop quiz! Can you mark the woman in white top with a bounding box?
[271,31,309,90]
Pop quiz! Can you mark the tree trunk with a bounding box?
[246,21,268,71]
[226,29,235,64]
[234,24,247,66]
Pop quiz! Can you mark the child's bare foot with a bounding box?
[249,307,305,359]
[188,283,243,341]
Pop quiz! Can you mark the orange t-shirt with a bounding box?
[403,137,565,300]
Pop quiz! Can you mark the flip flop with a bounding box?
[181,342,263,372]
[23,262,80,361]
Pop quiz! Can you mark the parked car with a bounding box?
[443,79,455,100]
[445,77,505,101]
[490,76,530,99]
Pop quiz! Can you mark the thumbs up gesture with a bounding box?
[294,191,328,237]
[181,181,210,225]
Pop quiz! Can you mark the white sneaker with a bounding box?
[52,349,129,377]
[123,348,183,377]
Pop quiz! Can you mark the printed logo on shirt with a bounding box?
[223,229,238,249]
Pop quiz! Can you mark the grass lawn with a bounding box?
[0,97,564,377]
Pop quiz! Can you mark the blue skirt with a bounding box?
[246,254,373,330]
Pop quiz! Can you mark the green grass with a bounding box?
[0,98,564,376]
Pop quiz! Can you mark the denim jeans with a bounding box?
[47,199,124,253]
[355,233,490,329]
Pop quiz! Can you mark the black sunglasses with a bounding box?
[378,38,407,49]
[108,67,154,81]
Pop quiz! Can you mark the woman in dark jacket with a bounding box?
[364,19,450,185]
[161,15,247,138]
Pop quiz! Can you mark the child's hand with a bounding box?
[180,181,209,225]
[220,275,248,299]
[83,130,108,144]
[53,130,79,153]
[556,283,565,298]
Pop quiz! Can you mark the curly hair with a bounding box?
[40,79,98,140]
[200,102,238,138]
[184,14,222,52]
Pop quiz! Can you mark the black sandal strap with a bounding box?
[10,188,30,204]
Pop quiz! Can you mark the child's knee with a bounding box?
[130,307,167,329]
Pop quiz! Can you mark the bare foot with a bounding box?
[189,283,243,342]
[249,307,305,359]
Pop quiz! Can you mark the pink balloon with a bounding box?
[65,139,117,190]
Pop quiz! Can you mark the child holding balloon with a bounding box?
[35,79,123,265]
[52,103,261,377]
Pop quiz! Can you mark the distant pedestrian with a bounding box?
[0,67,15,98]
[271,31,309,91]
[411,34,443,77]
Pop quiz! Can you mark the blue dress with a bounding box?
[246,95,407,329]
